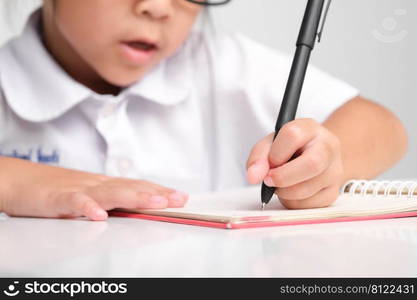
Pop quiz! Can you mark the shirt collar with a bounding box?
[0,9,191,123]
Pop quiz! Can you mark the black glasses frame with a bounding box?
[186,0,231,6]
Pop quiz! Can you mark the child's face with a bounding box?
[44,0,202,87]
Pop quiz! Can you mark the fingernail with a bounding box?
[178,191,189,199]
[169,191,187,202]
[95,209,108,219]
[150,195,167,204]
[248,161,260,173]
[264,176,275,187]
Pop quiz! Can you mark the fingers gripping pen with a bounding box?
[261,0,332,210]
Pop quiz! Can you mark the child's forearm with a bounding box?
[323,96,408,184]
[0,172,3,212]
[0,156,189,219]
[0,156,16,213]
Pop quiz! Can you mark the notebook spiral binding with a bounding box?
[341,180,417,198]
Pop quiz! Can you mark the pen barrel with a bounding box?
[262,0,325,206]
[274,46,311,135]
[297,0,325,49]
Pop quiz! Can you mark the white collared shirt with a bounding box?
[0,11,358,193]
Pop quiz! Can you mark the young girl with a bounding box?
[0,0,407,221]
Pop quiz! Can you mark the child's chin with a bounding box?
[105,66,150,86]
[102,73,143,88]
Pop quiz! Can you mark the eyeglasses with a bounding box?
[186,0,231,6]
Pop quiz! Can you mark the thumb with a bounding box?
[246,133,274,184]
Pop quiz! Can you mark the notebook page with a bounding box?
[130,185,417,223]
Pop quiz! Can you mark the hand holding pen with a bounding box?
[246,0,345,210]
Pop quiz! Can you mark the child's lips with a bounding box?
[119,40,159,65]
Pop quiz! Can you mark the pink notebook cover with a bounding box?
[109,211,417,230]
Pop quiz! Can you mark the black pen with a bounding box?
[261,0,332,210]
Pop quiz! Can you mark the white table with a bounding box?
[1,213,417,277]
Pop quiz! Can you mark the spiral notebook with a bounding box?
[110,180,417,229]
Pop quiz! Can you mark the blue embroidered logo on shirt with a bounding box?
[0,147,60,165]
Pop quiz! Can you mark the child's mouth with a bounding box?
[120,40,158,65]
[126,41,157,51]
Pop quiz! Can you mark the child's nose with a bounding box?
[134,0,174,20]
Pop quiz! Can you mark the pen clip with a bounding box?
[317,0,332,43]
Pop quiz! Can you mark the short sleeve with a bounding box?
[0,89,5,127]
[0,90,6,142]
[213,33,359,125]
[297,64,359,123]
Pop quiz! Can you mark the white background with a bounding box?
[1,0,416,180]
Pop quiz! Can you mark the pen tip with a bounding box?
[261,203,266,211]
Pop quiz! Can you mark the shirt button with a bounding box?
[100,103,118,118]
[118,158,133,175]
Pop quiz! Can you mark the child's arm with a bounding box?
[0,157,188,220]
[323,97,408,183]
[246,96,408,209]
